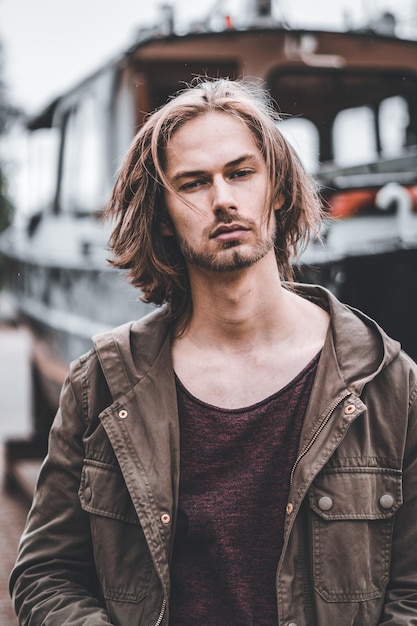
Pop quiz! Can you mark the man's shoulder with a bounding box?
[96,305,172,384]
[66,306,172,408]
[93,305,169,345]
[68,306,170,382]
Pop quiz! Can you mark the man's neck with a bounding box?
[182,252,289,349]
[171,252,329,409]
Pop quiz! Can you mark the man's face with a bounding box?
[163,111,277,274]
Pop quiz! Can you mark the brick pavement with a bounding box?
[0,453,30,626]
[0,324,33,625]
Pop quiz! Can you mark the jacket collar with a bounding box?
[291,283,401,394]
[106,283,401,398]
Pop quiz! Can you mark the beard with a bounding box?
[175,215,276,273]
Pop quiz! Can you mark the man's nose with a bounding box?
[212,177,238,213]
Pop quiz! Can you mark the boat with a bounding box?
[1,0,417,476]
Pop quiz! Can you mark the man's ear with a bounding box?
[160,221,174,236]
[158,205,174,236]
[159,213,175,236]
[273,195,284,213]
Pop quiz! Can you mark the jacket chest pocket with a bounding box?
[79,460,154,605]
[308,467,402,603]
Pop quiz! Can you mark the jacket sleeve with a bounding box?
[379,377,417,624]
[9,357,113,625]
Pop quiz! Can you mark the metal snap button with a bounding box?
[118,409,128,419]
[84,486,92,502]
[161,513,171,524]
[286,502,294,515]
[379,494,394,509]
[344,404,356,415]
[318,496,333,511]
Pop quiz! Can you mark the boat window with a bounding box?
[112,73,136,169]
[332,106,377,167]
[277,117,320,173]
[379,95,410,157]
[59,93,106,215]
[268,68,417,164]
[18,128,59,217]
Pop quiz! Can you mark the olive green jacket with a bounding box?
[10,284,417,625]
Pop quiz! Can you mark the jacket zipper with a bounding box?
[289,391,351,486]
[154,598,167,626]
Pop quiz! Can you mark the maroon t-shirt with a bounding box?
[169,352,320,626]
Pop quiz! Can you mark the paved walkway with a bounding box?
[0,325,34,625]
[0,470,30,625]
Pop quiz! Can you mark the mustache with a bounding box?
[212,209,247,224]
[205,214,255,239]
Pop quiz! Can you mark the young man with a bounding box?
[10,79,417,625]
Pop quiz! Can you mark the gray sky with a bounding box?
[0,0,369,115]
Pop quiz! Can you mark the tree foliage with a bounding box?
[0,39,21,287]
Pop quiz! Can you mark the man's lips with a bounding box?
[210,223,250,241]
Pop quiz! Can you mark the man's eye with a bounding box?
[231,169,252,179]
[180,180,206,191]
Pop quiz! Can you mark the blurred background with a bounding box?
[3,0,412,115]
[1,0,417,622]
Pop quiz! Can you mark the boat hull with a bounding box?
[298,247,417,361]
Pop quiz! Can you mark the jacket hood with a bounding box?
[99,283,402,399]
[292,283,402,393]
